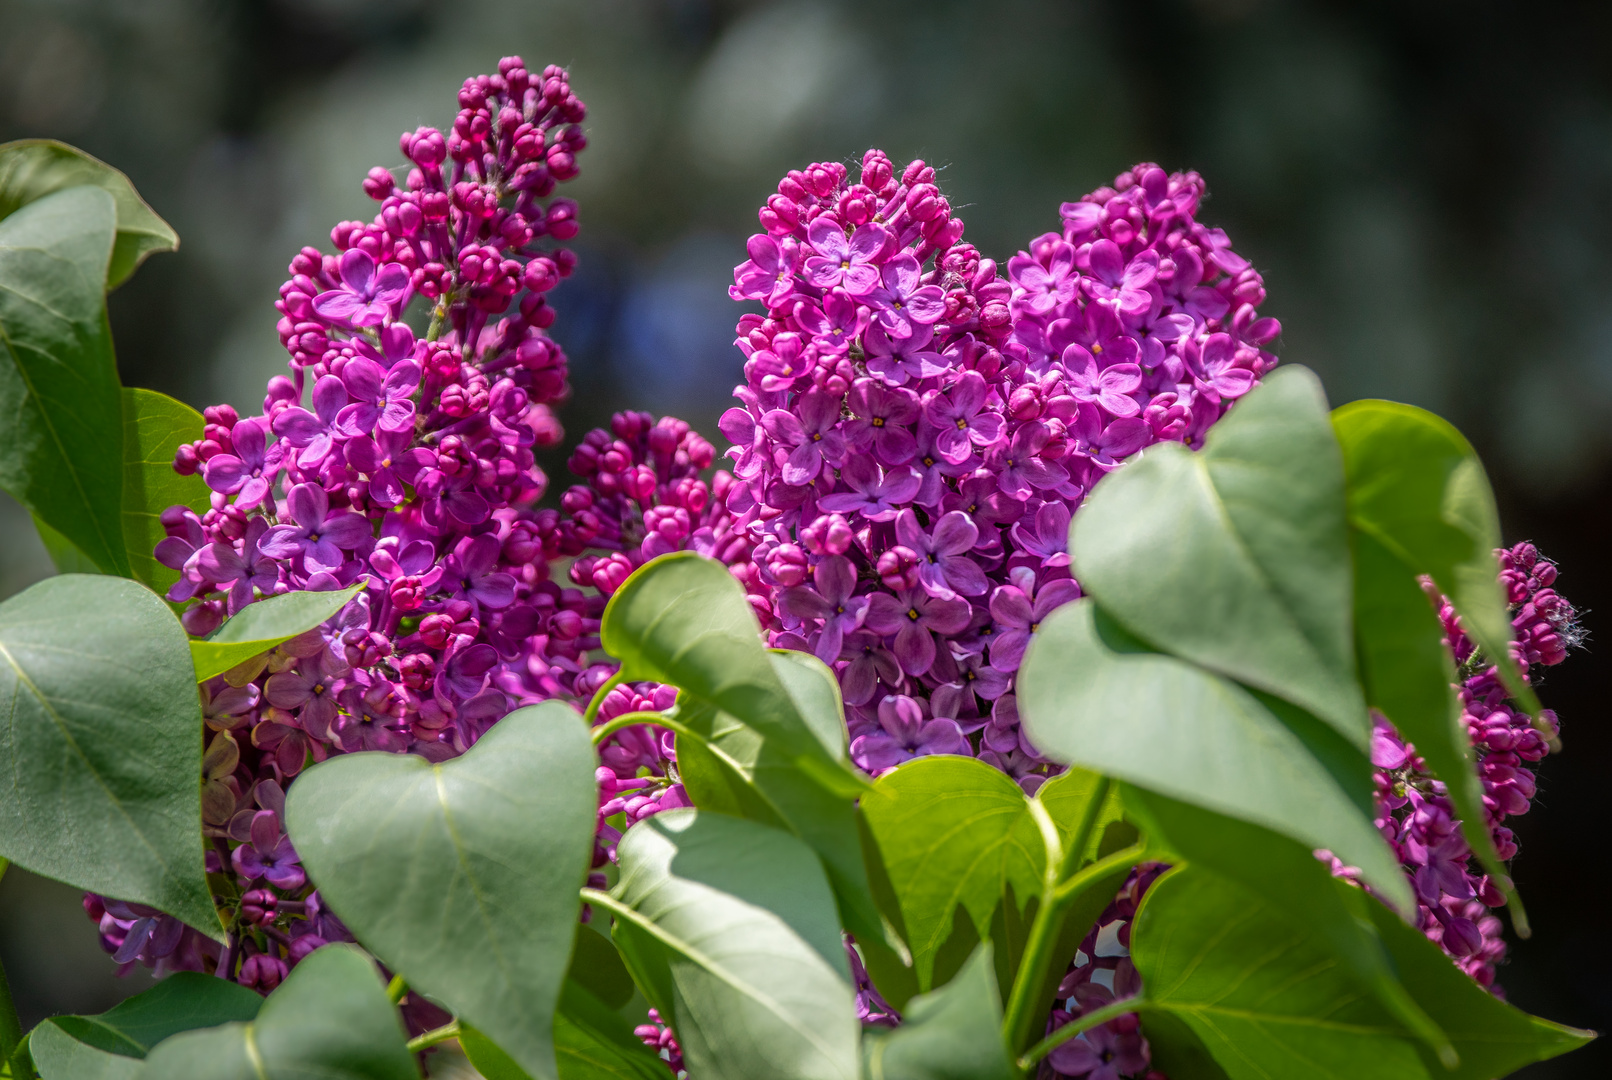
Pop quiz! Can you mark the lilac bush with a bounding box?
[52,53,1586,1080]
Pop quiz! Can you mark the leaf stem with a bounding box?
[583,670,628,725]
[386,974,408,1005]
[1000,779,1115,1057]
[405,1020,461,1054]
[0,860,21,1065]
[590,710,677,746]
[1016,996,1150,1071]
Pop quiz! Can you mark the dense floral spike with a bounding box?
[717,157,1279,790]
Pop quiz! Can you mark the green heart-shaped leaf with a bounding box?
[0,574,217,935]
[595,809,858,1080]
[286,701,596,1080]
[1132,866,1427,1079]
[861,943,1016,1080]
[121,388,208,592]
[1019,598,1411,913]
[0,185,129,577]
[136,944,415,1080]
[1072,365,1368,749]
[602,553,864,797]
[675,649,887,954]
[30,972,262,1080]
[0,140,178,289]
[191,584,364,682]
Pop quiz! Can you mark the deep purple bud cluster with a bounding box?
[1368,543,1580,989]
[717,157,1279,789]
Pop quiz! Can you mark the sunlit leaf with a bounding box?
[190,584,363,682]
[1072,365,1367,749]
[286,701,596,1080]
[0,574,217,935]
[120,388,207,592]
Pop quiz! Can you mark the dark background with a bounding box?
[0,1,1607,1076]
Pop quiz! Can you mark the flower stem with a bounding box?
[1016,996,1151,1071]
[589,710,674,746]
[386,974,408,1005]
[583,670,628,725]
[999,778,1113,1057]
[0,860,22,1066]
[405,1020,461,1054]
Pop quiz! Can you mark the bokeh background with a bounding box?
[1,0,1608,1075]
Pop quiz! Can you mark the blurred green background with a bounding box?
[1,1,1607,1075]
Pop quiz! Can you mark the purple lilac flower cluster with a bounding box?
[715,155,1279,789]
[1368,543,1579,990]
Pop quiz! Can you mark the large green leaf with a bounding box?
[1332,400,1543,727]
[0,140,178,289]
[286,701,595,1080]
[136,945,416,1080]
[461,980,670,1080]
[0,574,217,935]
[1122,787,1453,1064]
[596,809,858,1080]
[191,584,364,682]
[674,652,886,954]
[1072,365,1368,749]
[1018,598,1412,913]
[0,185,129,577]
[1131,866,1428,1079]
[859,756,1042,990]
[601,553,864,797]
[1362,893,1595,1077]
[861,943,1016,1080]
[121,388,208,592]
[30,973,262,1080]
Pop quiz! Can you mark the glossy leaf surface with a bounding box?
[600,809,858,1080]
[0,575,216,934]
[1333,399,1542,724]
[191,584,363,682]
[121,388,207,592]
[286,702,595,1080]
[0,185,128,577]
[136,945,415,1080]
[1072,365,1367,748]
[861,944,1016,1080]
[1019,598,1411,912]
[461,981,670,1080]
[601,553,863,797]
[0,139,178,288]
[31,973,261,1080]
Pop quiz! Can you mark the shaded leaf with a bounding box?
[601,553,864,797]
[121,388,207,592]
[191,584,363,682]
[861,943,1016,1080]
[1072,365,1367,749]
[1122,786,1452,1064]
[568,923,635,1011]
[0,575,217,935]
[0,186,128,576]
[461,981,670,1080]
[31,973,261,1080]
[1019,598,1411,913]
[286,702,595,1080]
[1362,893,1595,1078]
[1332,400,1543,726]
[136,945,415,1080]
[0,140,178,288]
[1132,866,1427,1079]
[599,809,858,1080]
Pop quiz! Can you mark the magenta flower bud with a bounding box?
[362,166,395,200]
[767,543,809,587]
[592,553,634,596]
[240,952,288,993]
[172,442,202,475]
[802,513,853,556]
[877,546,920,591]
[240,888,278,925]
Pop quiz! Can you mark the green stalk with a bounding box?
[999,779,1114,1058]
[0,859,23,1066]
[386,974,408,1005]
[589,710,676,746]
[1017,996,1151,1071]
[405,1020,462,1054]
[583,670,628,725]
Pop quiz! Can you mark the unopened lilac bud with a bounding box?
[877,546,920,591]
[240,952,288,992]
[802,513,853,556]
[767,543,809,587]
